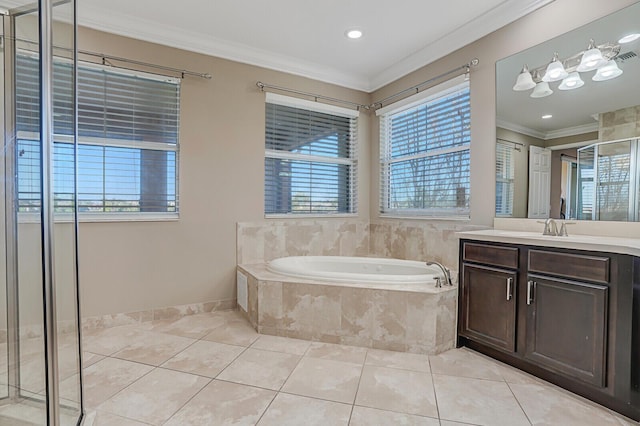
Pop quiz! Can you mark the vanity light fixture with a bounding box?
[558,72,585,90]
[513,65,536,91]
[513,38,623,97]
[618,33,640,44]
[593,59,623,81]
[345,29,363,39]
[530,81,553,98]
[577,39,607,72]
[542,52,568,82]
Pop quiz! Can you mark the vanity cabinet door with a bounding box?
[524,275,608,388]
[460,264,517,352]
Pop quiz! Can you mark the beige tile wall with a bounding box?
[369,220,490,271]
[600,106,640,141]
[237,218,489,274]
[237,220,370,264]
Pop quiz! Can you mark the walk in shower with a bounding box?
[1,0,82,425]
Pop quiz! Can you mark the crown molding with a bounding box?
[545,122,599,139]
[497,119,599,140]
[497,119,547,139]
[368,0,556,91]
[79,0,555,93]
[78,4,371,91]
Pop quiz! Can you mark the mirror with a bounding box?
[495,2,640,221]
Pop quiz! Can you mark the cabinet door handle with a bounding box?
[527,280,535,305]
[506,277,513,301]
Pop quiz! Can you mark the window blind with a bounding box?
[16,54,180,214]
[379,79,470,216]
[495,141,515,216]
[264,95,358,215]
[596,141,631,221]
[577,145,595,220]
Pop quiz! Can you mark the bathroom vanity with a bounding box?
[457,230,640,421]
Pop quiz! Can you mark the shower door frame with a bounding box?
[1,0,83,424]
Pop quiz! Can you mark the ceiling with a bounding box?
[497,1,640,140]
[73,0,554,92]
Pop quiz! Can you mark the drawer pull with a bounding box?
[506,277,513,301]
[527,280,535,305]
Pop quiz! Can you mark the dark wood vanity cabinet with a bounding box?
[458,239,640,421]
[460,243,518,352]
[523,276,608,387]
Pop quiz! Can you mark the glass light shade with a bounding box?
[530,81,553,98]
[558,72,585,90]
[592,60,623,81]
[513,66,536,91]
[542,54,568,82]
[618,33,640,44]
[577,41,607,72]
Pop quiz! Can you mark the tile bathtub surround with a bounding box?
[237,219,370,264]
[239,264,459,355]
[236,219,488,273]
[369,220,489,271]
[65,310,636,426]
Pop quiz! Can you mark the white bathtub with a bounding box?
[267,256,440,284]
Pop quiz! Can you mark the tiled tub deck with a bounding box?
[237,263,457,355]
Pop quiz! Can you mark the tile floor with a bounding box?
[4,309,638,425]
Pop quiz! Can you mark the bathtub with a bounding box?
[267,256,440,284]
[237,256,458,355]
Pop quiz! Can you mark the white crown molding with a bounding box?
[497,119,599,140]
[497,119,547,139]
[79,0,555,93]
[545,122,599,139]
[78,4,371,91]
[368,0,556,91]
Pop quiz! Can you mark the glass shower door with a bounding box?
[0,0,82,424]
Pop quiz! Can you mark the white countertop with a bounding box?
[456,229,640,257]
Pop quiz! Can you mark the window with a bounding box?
[16,53,180,216]
[495,141,515,216]
[378,76,470,217]
[264,93,358,216]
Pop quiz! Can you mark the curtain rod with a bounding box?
[79,50,212,80]
[371,58,479,109]
[257,58,479,111]
[256,82,369,110]
[8,36,212,79]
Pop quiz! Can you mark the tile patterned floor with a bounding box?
[2,309,637,425]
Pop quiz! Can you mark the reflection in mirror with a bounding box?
[496,2,640,221]
[577,139,639,221]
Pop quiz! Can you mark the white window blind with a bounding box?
[264,94,358,216]
[16,53,180,215]
[379,78,470,217]
[495,141,515,216]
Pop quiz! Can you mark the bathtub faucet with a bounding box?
[426,261,453,288]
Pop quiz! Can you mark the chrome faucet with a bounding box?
[426,261,453,287]
[543,218,558,236]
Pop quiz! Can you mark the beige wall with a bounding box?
[72,0,636,318]
[76,28,371,318]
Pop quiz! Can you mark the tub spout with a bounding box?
[426,261,453,287]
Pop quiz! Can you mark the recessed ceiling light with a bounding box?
[345,29,363,39]
[618,33,640,44]
[542,114,553,119]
